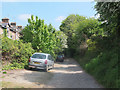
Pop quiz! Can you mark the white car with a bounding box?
[28,53,54,72]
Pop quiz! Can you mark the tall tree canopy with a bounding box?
[75,18,103,47]
[95,2,120,36]
[60,14,86,36]
[20,15,66,57]
[60,14,86,53]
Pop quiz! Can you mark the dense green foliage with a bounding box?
[60,2,119,88]
[85,48,119,88]
[74,36,119,88]
[60,15,86,57]
[75,18,104,49]
[60,14,86,36]
[84,2,120,88]
[95,2,120,37]
[20,15,67,58]
[2,37,34,70]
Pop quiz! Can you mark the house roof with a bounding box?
[1,18,22,33]
[11,22,16,25]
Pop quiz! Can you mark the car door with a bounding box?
[47,55,51,67]
[48,55,54,67]
[51,56,54,65]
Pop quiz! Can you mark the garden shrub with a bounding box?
[2,37,34,70]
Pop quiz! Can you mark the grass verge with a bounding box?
[74,48,119,88]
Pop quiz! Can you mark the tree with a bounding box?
[20,15,65,58]
[60,14,86,36]
[60,14,86,56]
[95,2,120,37]
[76,18,103,40]
[75,18,104,52]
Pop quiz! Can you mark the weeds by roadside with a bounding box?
[74,47,119,88]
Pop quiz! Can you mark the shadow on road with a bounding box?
[22,58,84,87]
[22,58,102,88]
[26,68,45,72]
[23,70,53,85]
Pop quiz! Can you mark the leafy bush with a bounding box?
[85,48,119,88]
[74,36,119,88]
[2,37,34,70]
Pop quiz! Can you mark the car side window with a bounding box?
[48,55,52,60]
[51,56,54,61]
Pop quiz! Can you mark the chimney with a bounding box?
[11,22,16,26]
[17,25,22,29]
[2,18,9,23]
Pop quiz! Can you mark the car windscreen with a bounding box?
[32,54,46,59]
